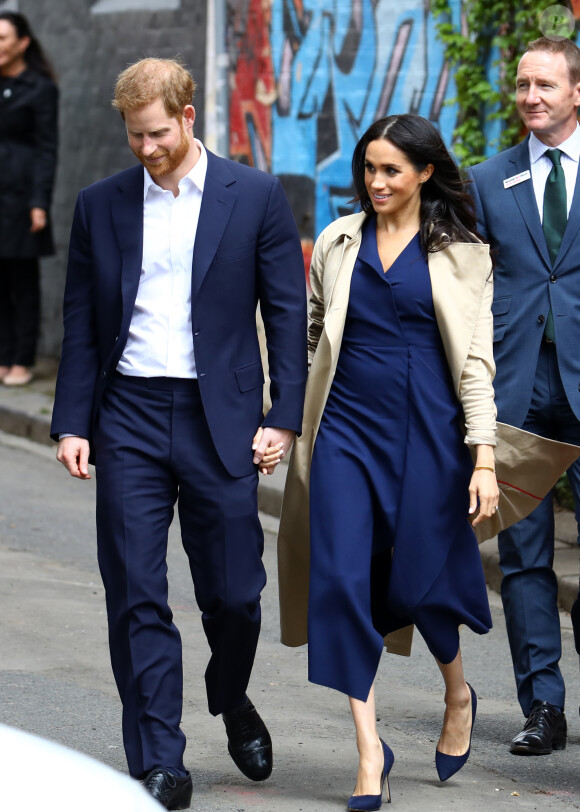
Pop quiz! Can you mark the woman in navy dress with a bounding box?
[278,115,499,810]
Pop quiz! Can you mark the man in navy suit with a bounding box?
[470,37,580,756]
[52,58,307,809]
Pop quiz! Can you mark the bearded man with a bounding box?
[52,58,307,809]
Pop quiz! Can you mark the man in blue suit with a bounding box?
[470,37,580,756]
[52,58,307,808]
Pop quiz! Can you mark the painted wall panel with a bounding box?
[224,0,479,272]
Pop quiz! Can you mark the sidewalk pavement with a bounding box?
[1,357,578,615]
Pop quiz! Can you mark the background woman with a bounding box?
[0,11,58,385]
[278,114,499,810]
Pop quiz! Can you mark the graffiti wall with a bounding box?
[225,0,496,269]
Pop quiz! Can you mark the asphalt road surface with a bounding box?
[0,430,579,810]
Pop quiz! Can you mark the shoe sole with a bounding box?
[510,740,566,755]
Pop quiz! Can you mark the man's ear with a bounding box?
[183,105,196,132]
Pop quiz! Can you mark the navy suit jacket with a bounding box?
[469,137,580,428]
[51,150,308,477]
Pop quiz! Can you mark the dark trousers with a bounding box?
[498,341,580,716]
[0,258,40,366]
[93,374,266,777]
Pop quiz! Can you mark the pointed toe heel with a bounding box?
[347,739,394,810]
[436,684,477,782]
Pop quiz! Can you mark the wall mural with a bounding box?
[226,0,488,277]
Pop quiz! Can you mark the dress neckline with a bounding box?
[359,219,421,278]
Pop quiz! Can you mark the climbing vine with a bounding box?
[432,0,550,167]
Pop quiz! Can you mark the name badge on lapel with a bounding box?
[503,170,531,189]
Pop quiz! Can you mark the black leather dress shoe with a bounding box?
[141,768,193,809]
[222,696,273,781]
[510,701,567,755]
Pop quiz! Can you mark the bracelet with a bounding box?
[474,465,495,473]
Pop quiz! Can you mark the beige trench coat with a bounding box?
[278,212,580,656]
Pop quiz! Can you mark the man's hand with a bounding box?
[30,208,47,233]
[56,436,92,480]
[252,427,296,475]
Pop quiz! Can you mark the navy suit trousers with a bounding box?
[499,342,580,716]
[93,374,266,777]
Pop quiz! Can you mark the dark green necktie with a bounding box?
[542,149,567,342]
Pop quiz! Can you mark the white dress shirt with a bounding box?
[117,139,208,378]
[528,125,580,221]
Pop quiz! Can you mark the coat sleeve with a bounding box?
[459,251,497,447]
[257,177,308,433]
[307,231,326,366]
[30,79,59,211]
[50,190,100,441]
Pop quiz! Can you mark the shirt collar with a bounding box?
[143,138,208,198]
[529,123,580,165]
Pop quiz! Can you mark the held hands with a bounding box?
[56,436,92,480]
[30,208,47,233]
[252,427,296,475]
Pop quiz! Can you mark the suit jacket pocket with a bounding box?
[215,240,257,263]
[492,296,511,343]
[493,323,507,342]
[235,361,265,392]
[491,296,511,317]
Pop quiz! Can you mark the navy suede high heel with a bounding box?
[347,738,394,810]
[435,683,477,782]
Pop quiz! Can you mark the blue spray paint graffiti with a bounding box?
[226,0,503,261]
[268,0,470,237]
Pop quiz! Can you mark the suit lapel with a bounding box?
[191,151,237,301]
[110,166,145,337]
[554,160,580,269]
[507,140,551,268]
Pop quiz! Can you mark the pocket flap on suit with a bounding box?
[492,296,511,317]
[493,324,507,343]
[235,361,265,392]
[215,240,257,263]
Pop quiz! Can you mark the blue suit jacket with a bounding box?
[469,138,580,427]
[51,150,308,477]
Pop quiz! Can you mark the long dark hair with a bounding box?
[352,114,480,254]
[0,11,56,80]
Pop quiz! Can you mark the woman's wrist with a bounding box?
[473,443,495,470]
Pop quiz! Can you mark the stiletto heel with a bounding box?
[435,683,477,782]
[347,738,394,810]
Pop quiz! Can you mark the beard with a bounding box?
[133,124,191,179]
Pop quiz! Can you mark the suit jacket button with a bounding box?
[538,315,545,324]
[550,274,557,283]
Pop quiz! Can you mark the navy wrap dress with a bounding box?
[308,218,492,701]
